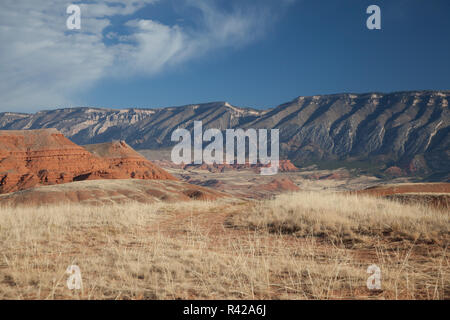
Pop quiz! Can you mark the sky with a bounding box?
[0,0,449,113]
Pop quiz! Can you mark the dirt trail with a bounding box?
[147,200,377,259]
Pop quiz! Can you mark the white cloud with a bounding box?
[0,0,286,112]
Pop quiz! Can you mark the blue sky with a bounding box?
[1,0,449,112]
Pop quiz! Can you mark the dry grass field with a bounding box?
[0,191,448,300]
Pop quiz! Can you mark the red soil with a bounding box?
[353,183,450,209]
[0,179,225,207]
[0,130,175,194]
[384,166,405,177]
[354,183,450,197]
[276,160,299,172]
[256,177,300,192]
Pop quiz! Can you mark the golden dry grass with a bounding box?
[0,192,448,300]
[230,192,449,245]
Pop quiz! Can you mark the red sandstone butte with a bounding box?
[0,129,175,194]
[274,160,299,172]
[83,141,176,181]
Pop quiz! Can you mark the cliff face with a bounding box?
[0,90,448,179]
[0,103,264,149]
[0,130,175,194]
[244,91,449,177]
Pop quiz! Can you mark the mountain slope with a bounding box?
[243,91,449,176]
[0,91,448,178]
[0,103,263,149]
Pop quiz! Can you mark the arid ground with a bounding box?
[0,130,448,299]
[0,178,448,300]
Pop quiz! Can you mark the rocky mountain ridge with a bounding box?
[0,91,448,179]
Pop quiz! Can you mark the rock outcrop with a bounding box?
[153,159,299,173]
[0,129,175,194]
[255,177,300,192]
[183,160,299,173]
[83,141,175,180]
[0,90,448,179]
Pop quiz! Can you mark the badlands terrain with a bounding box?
[0,129,448,299]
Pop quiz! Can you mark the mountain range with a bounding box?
[0,90,448,180]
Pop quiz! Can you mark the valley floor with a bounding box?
[0,191,448,300]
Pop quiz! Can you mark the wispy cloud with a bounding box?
[0,0,290,112]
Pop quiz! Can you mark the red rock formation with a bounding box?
[162,159,299,173]
[256,177,300,192]
[384,166,405,177]
[0,129,175,194]
[83,141,176,181]
[277,160,299,172]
